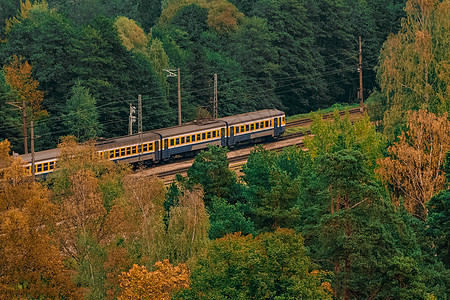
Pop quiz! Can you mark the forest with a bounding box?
[0,0,408,152]
[0,0,450,299]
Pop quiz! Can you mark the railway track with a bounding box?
[136,106,364,184]
[158,138,307,185]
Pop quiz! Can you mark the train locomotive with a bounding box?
[20,109,286,176]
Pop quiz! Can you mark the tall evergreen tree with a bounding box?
[65,81,101,141]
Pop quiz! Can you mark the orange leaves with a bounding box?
[3,55,47,120]
[159,0,243,34]
[376,110,450,219]
[0,140,79,299]
[205,0,244,34]
[118,260,190,300]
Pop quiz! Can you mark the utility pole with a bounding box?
[178,68,181,126]
[213,74,218,119]
[6,100,28,154]
[138,94,142,133]
[163,68,182,126]
[129,103,136,135]
[138,94,143,161]
[31,120,35,180]
[359,36,364,110]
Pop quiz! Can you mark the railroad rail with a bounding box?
[135,106,365,184]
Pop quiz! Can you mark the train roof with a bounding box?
[218,109,284,125]
[20,148,60,164]
[95,131,160,151]
[18,109,285,164]
[153,119,225,138]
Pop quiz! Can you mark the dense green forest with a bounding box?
[1,0,450,299]
[0,0,407,152]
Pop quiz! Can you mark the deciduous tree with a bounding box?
[0,140,79,299]
[376,110,450,219]
[377,0,450,136]
[119,260,190,300]
[2,55,46,120]
[166,188,210,264]
[305,109,385,170]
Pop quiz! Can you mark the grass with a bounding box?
[286,103,360,122]
[285,126,307,135]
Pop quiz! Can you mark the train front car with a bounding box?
[219,109,285,147]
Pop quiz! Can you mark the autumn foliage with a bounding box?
[0,140,79,299]
[118,260,190,300]
[3,55,46,119]
[377,110,450,219]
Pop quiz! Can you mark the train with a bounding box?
[19,109,286,176]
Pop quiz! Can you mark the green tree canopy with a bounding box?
[65,81,101,142]
[175,229,332,299]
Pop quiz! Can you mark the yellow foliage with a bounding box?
[115,17,149,52]
[119,260,190,299]
[4,0,32,36]
[378,0,450,136]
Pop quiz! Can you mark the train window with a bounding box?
[260,121,264,128]
[212,131,216,138]
[251,124,254,131]
[256,123,259,130]
[265,121,268,127]
[37,164,42,173]
[143,144,148,152]
[192,135,196,142]
[121,148,125,156]
[126,147,131,155]
[149,143,153,151]
[207,132,211,139]
[26,166,30,174]
[49,162,55,170]
[110,150,114,158]
[43,163,48,171]
[202,133,206,140]
[170,139,174,146]
[246,125,249,131]
[181,137,185,144]
[239,125,243,132]
[235,127,239,134]
[114,149,119,157]
[176,138,180,145]
[132,147,137,154]
[138,145,142,152]
[186,136,190,143]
